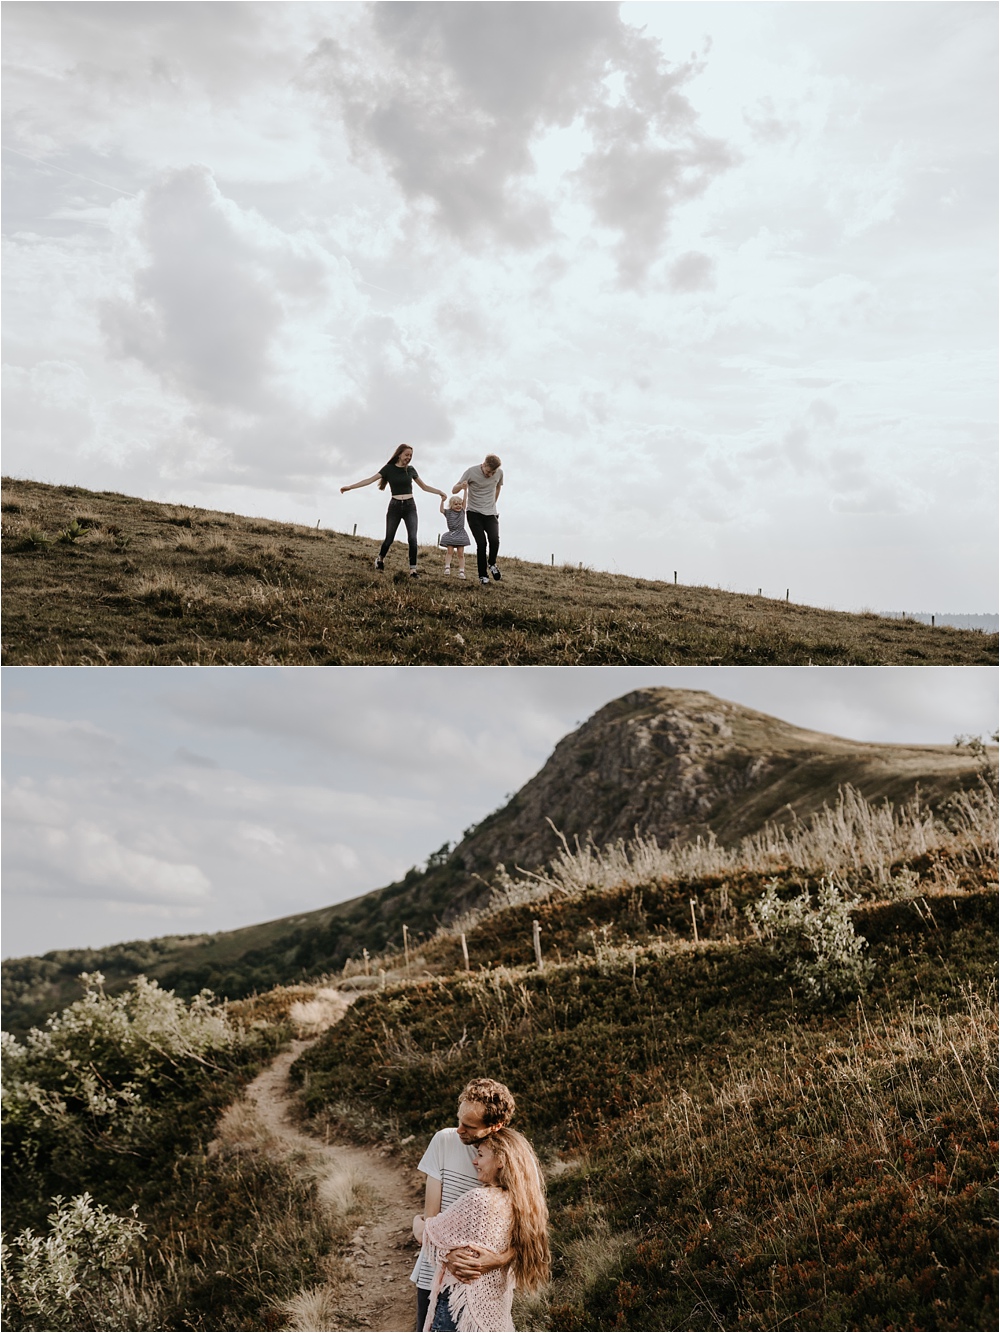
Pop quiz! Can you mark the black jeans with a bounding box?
[380,498,419,566]
[416,1286,431,1332]
[466,509,499,579]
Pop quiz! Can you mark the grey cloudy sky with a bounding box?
[2,2,996,610]
[3,664,996,958]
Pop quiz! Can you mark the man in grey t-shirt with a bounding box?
[454,454,503,585]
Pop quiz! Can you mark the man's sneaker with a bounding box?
[489,564,502,581]
[374,556,384,570]
[409,568,420,577]
[479,576,490,585]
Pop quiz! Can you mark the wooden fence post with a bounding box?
[353,523,357,536]
[533,919,544,971]
[689,899,700,944]
[403,924,410,973]
[362,948,370,976]
[461,932,471,971]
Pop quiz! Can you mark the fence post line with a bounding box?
[379,968,386,990]
[674,571,677,584]
[362,948,370,976]
[689,899,700,944]
[532,919,544,971]
[551,553,554,566]
[786,588,789,602]
[353,523,357,536]
[461,932,470,971]
[403,924,410,973]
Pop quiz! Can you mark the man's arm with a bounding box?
[493,478,502,503]
[424,1175,443,1219]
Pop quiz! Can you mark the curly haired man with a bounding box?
[409,1077,517,1331]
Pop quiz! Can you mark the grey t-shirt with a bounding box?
[460,465,503,516]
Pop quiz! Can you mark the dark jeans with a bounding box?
[467,509,499,579]
[416,1286,431,1332]
[380,498,419,566]
[430,1292,458,1332]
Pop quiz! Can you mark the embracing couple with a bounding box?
[341,446,503,585]
[410,1077,549,1332]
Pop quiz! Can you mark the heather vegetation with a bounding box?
[294,782,998,1332]
[4,477,996,664]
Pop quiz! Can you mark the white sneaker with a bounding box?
[444,567,451,575]
[457,569,466,579]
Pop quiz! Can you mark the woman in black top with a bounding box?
[341,445,447,575]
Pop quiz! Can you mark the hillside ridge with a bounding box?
[3,687,990,1035]
[3,477,996,665]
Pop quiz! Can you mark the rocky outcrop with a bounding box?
[440,687,980,905]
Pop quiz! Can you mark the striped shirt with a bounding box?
[410,1128,480,1290]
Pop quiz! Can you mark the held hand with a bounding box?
[443,1244,496,1283]
[340,486,349,494]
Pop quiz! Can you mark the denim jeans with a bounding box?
[466,509,499,578]
[429,1292,458,1332]
[380,498,419,566]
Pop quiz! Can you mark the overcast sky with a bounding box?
[2,664,996,958]
[2,2,996,610]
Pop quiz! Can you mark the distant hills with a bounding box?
[2,687,989,1037]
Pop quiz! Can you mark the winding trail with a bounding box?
[241,1035,422,1333]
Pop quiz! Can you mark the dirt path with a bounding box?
[241,1035,421,1333]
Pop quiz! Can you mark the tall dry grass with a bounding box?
[469,782,997,923]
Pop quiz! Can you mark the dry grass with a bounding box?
[468,781,998,924]
[3,477,995,665]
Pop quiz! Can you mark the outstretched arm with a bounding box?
[340,473,381,494]
[415,476,447,499]
[452,478,469,496]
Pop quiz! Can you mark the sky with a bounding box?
[2,1,996,611]
[3,664,996,958]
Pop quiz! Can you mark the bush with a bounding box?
[745,877,874,1002]
[1,1192,145,1332]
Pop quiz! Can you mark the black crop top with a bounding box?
[379,463,419,495]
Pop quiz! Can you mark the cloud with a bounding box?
[5,779,211,906]
[668,250,716,293]
[311,1,734,281]
[97,165,453,488]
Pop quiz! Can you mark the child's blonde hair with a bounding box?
[447,494,465,510]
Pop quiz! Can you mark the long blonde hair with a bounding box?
[488,1127,550,1292]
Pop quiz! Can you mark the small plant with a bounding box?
[1,1192,145,1332]
[56,520,88,544]
[745,877,874,1002]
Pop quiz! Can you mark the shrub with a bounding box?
[745,876,874,1002]
[1,1192,145,1332]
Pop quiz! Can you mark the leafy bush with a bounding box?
[745,877,874,1001]
[2,1193,145,1332]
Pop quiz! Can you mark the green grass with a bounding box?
[3,477,996,664]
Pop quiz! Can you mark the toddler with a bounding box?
[438,494,470,577]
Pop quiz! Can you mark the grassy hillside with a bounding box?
[3,477,996,664]
[4,784,996,1332]
[292,783,999,1332]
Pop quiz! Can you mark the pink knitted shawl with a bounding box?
[422,1186,514,1332]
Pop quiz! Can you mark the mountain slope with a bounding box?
[2,688,990,1034]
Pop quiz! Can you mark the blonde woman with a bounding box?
[413,1127,550,1332]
